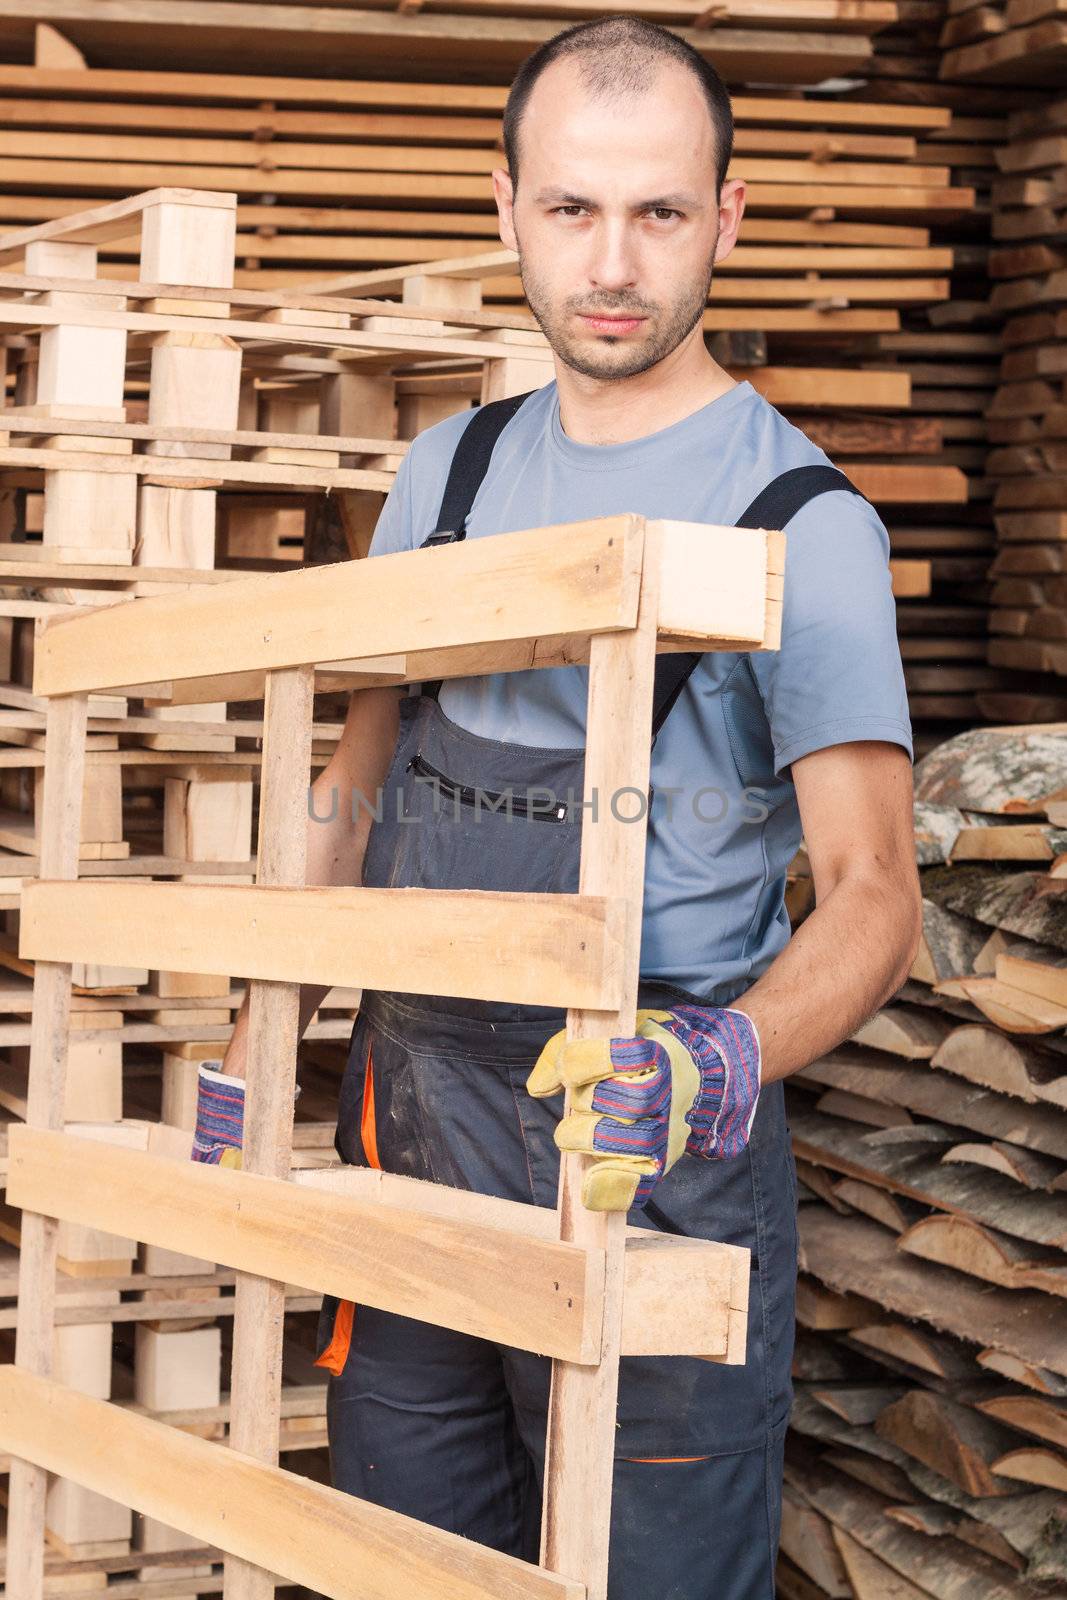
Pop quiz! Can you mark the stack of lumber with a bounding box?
[833,2,1033,742]
[0,16,1014,744]
[779,720,1067,1600]
[0,1,894,82]
[984,93,1067,723]
[0,185,557,1593]
[940,0,1067,86]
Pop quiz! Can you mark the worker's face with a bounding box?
[494,58,744,381]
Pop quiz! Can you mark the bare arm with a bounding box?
[732,740,922,1086]
[222,684,402,1078]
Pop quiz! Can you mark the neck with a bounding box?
[554,338,737,447]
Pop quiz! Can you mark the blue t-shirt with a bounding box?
[365,378,913,1003]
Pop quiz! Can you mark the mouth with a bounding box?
[577,313,646,335]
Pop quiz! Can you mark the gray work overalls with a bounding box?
[315,391,866,1598]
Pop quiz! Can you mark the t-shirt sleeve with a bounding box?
[747,489,914,779]
[365,442,417,559]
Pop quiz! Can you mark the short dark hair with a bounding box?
[502,16,734,198]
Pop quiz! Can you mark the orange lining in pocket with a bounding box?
[314,1298,355,1377]
[314,1036,379,1376]
[360,1038,380,1170]
[622,1455,713,1464]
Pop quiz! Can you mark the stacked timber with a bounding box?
[779,720,1067,1600]
[833,1,1033,744]
[985,93,1067,723]
[940,0,1067,86]
[0,187,556,1593]
[0,14,1007,746]
[0,1,894,83]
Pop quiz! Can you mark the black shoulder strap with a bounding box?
[423,390,538,547]
[649,464,867,744]
[419,407,865,738]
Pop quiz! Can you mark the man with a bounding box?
[195,16,921,1597]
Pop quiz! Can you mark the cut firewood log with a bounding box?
[993,1446,1067,1492]
[975,1393,1067,1451]
[831,1178,923,1233]
[875,1390,1022,1499]
[921,865,1067,952]
[885,1502,1022,1571]
[931,1023,1067,1105]
[790,1108,1067,1249]
[831,1526,931,1600]
[852,1004,953,1058]
[910,895,990,981]
[848,1323,978,1383]
[975,1347,1067,1396]
[932,973,1067,1034]
[796,1275,886,1332]
[897,1212,1067,1296]
[912,725,1067,815]
[810,1385,907,1427]
[799,1208,1067,1379]
[798,1047,1067,1158]
[997,944,1067,1008]
[779,1487,852,1597]
[941,1139,1065,1190]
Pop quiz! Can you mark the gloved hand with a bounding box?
[191,1062,246,1167]
[526,1004,761,1211]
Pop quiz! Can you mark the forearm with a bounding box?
[732,872,922,1086]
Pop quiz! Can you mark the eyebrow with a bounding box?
[533,187,703,210]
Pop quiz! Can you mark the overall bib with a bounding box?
[315,392,866,1599]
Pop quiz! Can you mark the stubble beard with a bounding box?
[515,231,718,381]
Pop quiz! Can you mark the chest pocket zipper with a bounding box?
[406,750,571,822]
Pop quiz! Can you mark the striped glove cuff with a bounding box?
[191,1063,245,1164]
[665,1004,762,1161]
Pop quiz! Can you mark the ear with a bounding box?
[714,177,746,264]
[493,166,517,250]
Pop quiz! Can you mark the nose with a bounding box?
[586,217,640,299]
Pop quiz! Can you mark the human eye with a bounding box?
[647,207,681,222]
[552,204,588,218]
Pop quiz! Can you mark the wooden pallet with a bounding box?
[0,508,775,1598]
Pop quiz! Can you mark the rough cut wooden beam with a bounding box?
[226,664,314,1600]
[31,517,781,697]
[4,694,87,1600]
[7,1127,604,1363]
[294,1164,749,1361]
[0,3,875,83]
[31,517,645,695]
[0,185,235,261]
[19,881,625,1010]
[0,297,542,360]
[539,528,663,1600]
[0,1366,582,1600]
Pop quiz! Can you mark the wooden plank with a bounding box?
[539,525,664,1598]
[0,184,234,259]
[0,4,875,82]
[0,411,412,457]
[294,1164,746,1361]
[0,1365,582,1600]
[31,517,646,694]
[225,664,313,1600]
[0,443,391,493]
[0,296,542,359]
[7,1126,603,1364]
[19,880,625,1010]
[0,68,949,128]
[4,693,88,1600]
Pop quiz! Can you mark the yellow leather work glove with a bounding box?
[526,1009,700,1211]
